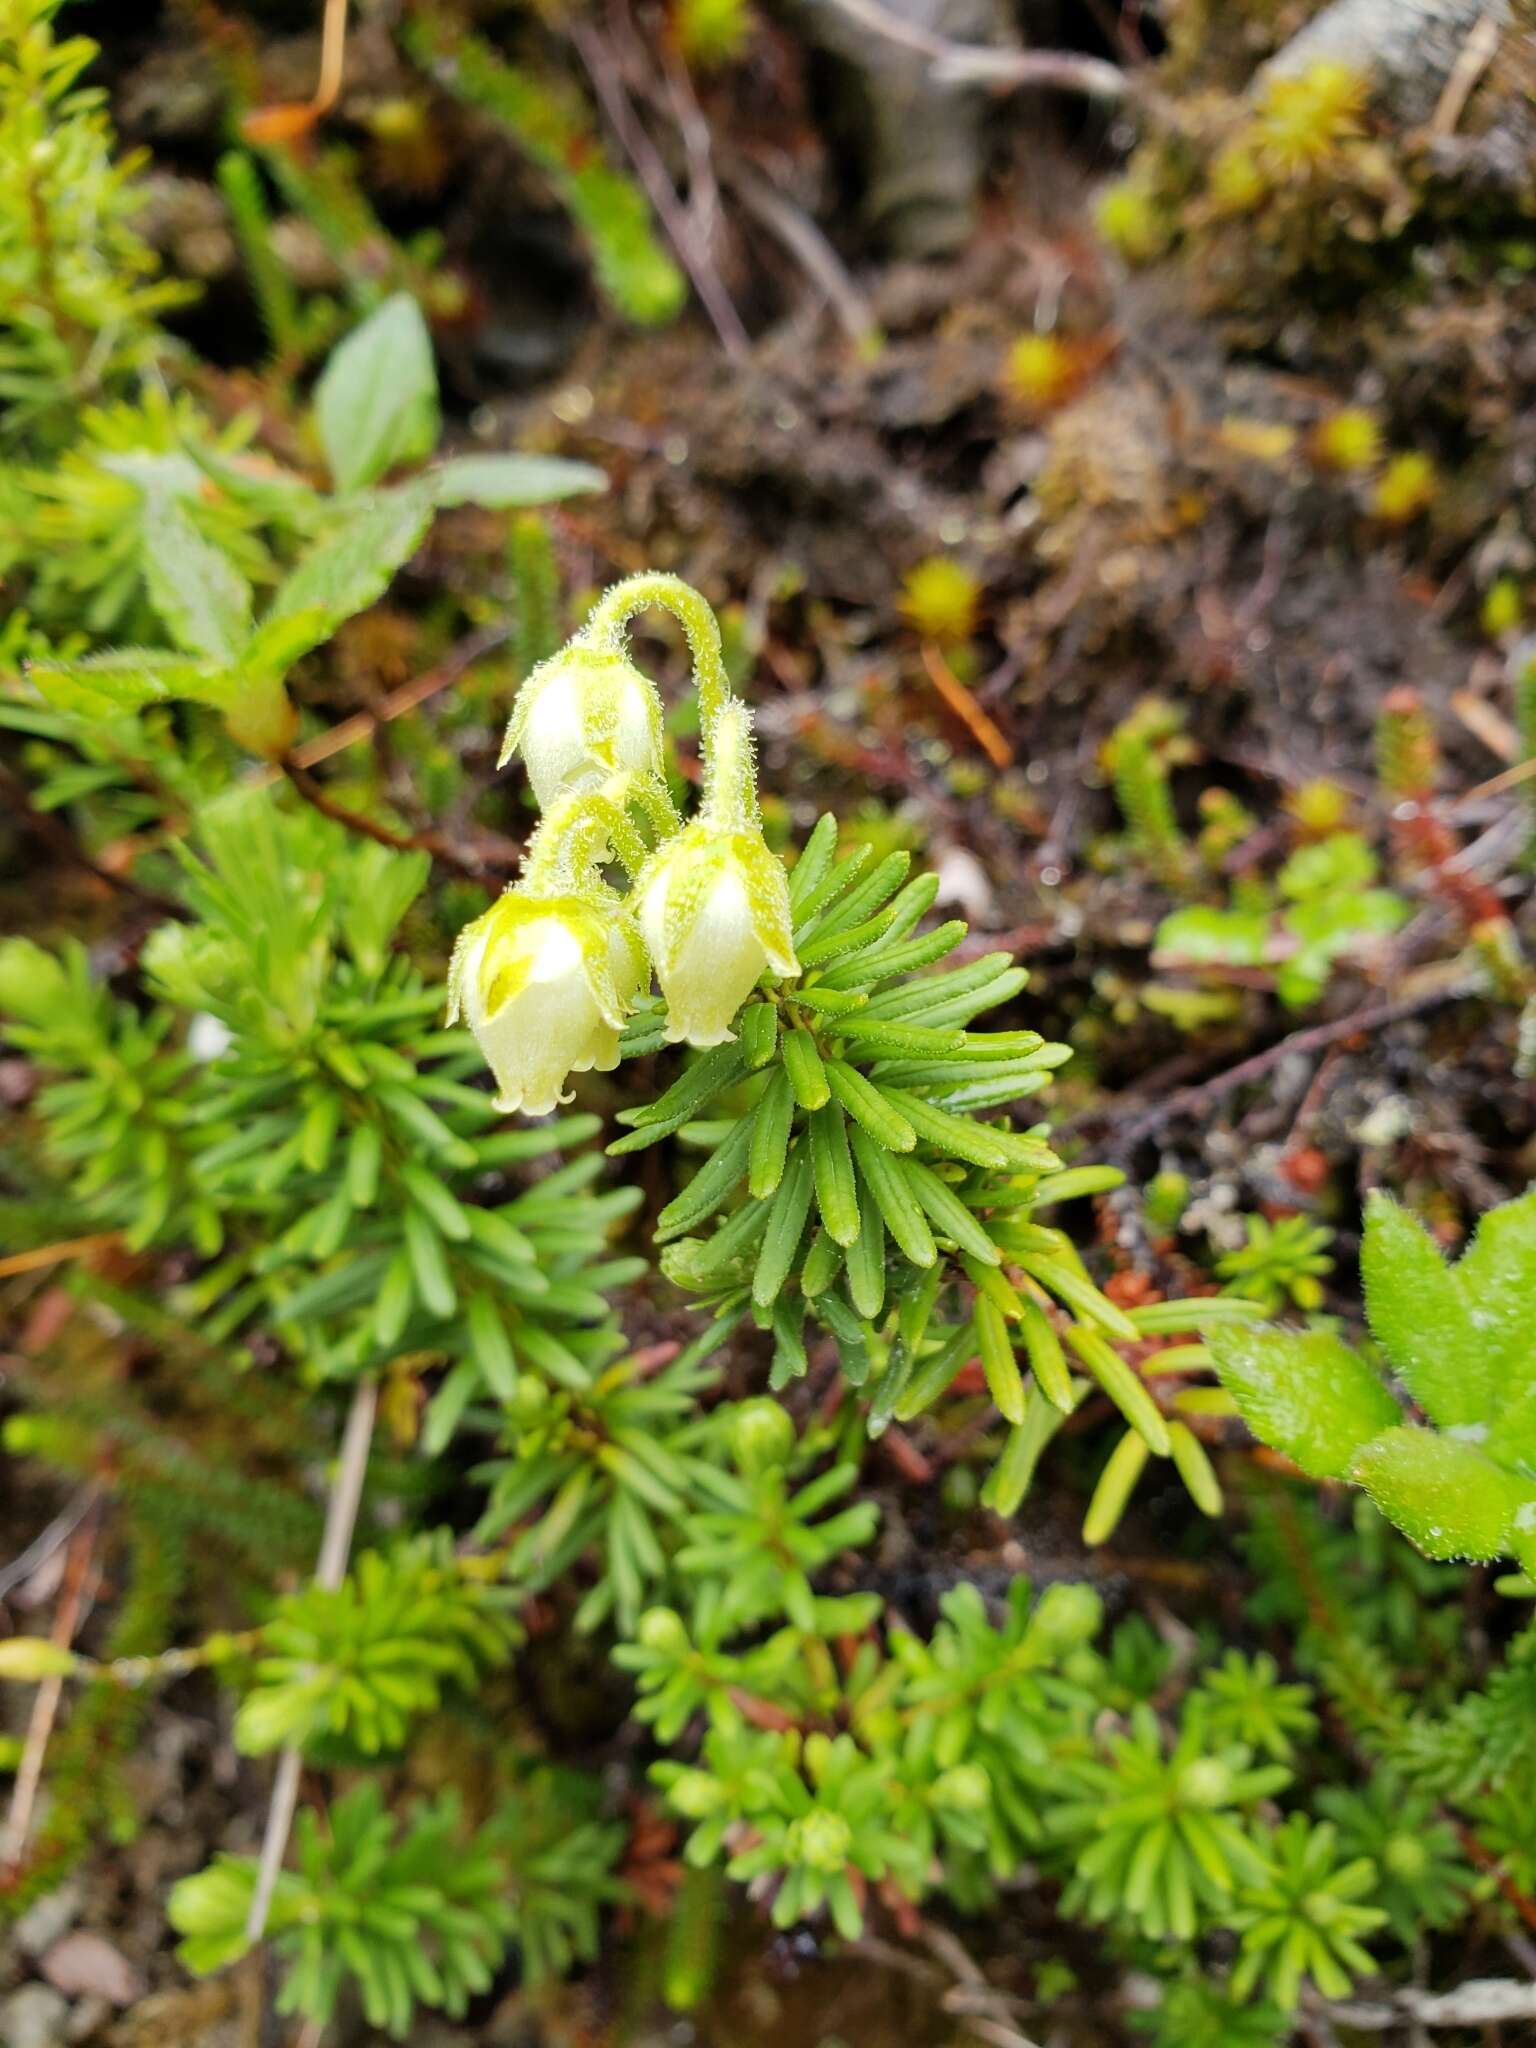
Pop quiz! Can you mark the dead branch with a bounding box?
[807,0,1131,95]
[243,1376,378,1946]
[1,1493,103,1870]
[568,13,751,361]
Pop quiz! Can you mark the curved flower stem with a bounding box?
[524,789,652,892]
[585,572,734,734]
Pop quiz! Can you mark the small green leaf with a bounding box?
[28,647,227,718]
[747,1069,795,1200]
[625,1044,745,1131]
[787,814,840,911]
[783,1028,830,1111]
[1168,1420,1222,1517]
[849,1126,935,1268]
[1082,1429,1151,1544]
[737,1001,779,1068]
[902,1158,999,1266]
[260,479,440,659]
[658,1118,754,1239]
[1018,1256,1138,1341]
[753,1142,814,1306]
[1207,1326,1400,1481]
[974,1296,1025,1424]
[874,1085,1012,1170]
[315,292,440,491]
[465,1290,518,1401]
[1351,1427,1532,1561]
[1017,1292,1074,1412]
[801,1224,844,1297]
[824,1062,915,1151]
[1451,1187,1536,1415]
[845,1177,886,1320]
[1065,1326,1170,1456]
[809,1101,860,1248]
[404,1205,457,1320]
[980,1390,1069,1516]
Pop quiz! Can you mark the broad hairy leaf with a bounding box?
[432,452,606,508]
[314,291,440,492]
[1351,1426,1534,1562]
[1153,905,1269,967]
[258,479,439,658]
[139,490,253,664]
[1451,1187,1536,1410]
[1360,1192,1493,1428]
[1206,1325,1399,1480]
[28,646,231,717]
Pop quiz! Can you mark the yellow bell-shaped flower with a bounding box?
[448,887,644,1115]
[636,820,797,1047]
[635,700,796,1047]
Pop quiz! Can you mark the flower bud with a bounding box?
[933,1764,990,1815]
[666,1768,724,1819]
[501,642,663,812]
[635,821,797,1047]
[728,1397,796,1477]
[1029,1582,1103,1655]
[637,1607,690,1654]
[787,1807,853,1873]
[1178,1757,1236,1809]
[448,887,644,1115]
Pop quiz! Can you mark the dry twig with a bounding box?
[811,0,1131,95]
[568,13,751,361]
[279,754,511,880]
[1105,977,1480,1151]
[243,1376,378,1945]
[921,643,1014,770]
[1,1492,103,1870]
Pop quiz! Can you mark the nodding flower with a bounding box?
[447,886,645,1116]
[635,820,797,1048]
[500,641,663,813]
